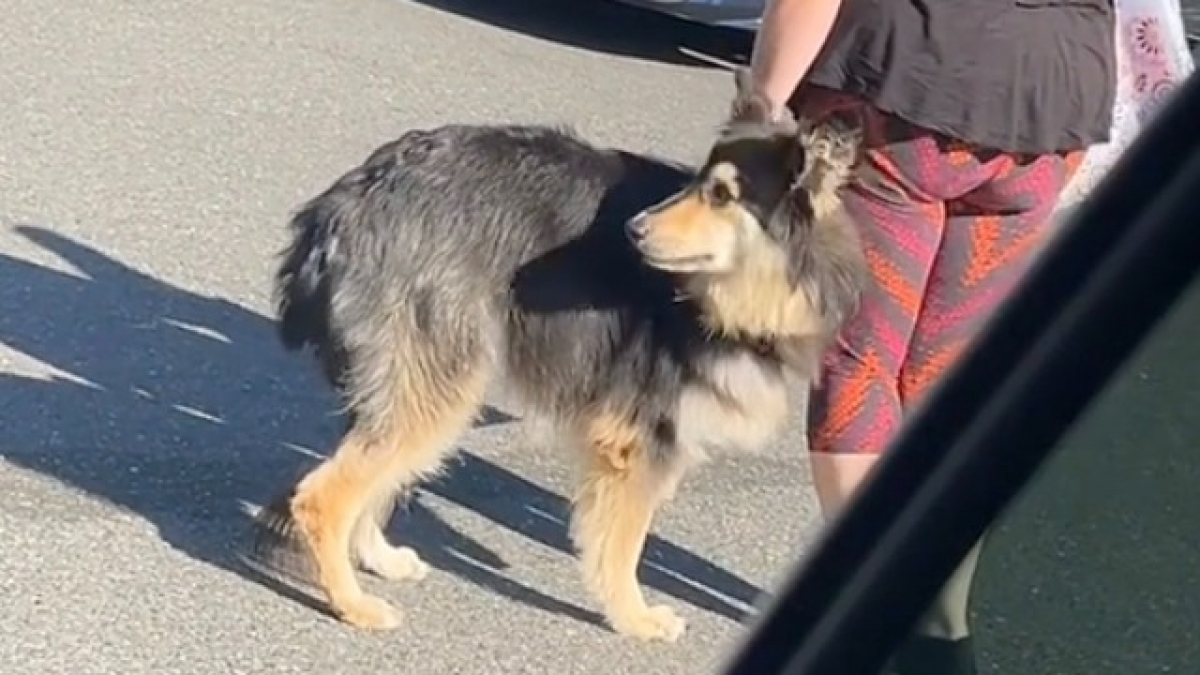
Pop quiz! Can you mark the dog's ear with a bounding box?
[766,107,867,299]
[727,66,796,128]
[799,110,864,175]
[795,109,864,215]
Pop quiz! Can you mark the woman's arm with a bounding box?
[749,0,846,118]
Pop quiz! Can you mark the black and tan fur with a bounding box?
[255,72,868,642]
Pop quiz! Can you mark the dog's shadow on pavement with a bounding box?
[0,224,762,631]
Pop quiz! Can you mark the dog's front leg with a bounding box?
[570,415,688,643]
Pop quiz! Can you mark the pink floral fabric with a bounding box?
[1055,0,1195,212]
[1125,8,1191,121]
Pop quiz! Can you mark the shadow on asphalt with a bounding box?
[401,0,753,68]
[0,224,761,631]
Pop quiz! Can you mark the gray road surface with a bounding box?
[0,1,816,674]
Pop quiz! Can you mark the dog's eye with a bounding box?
[710,182,734,207]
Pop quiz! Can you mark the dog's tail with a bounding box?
[274,196,341,353]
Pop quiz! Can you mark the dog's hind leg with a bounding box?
[570,410,690,642]
[285,338,490,630]
[351,485,430,583]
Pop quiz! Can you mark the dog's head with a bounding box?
[626,68,866,342]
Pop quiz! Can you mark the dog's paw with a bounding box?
[361,545,430,583]
[611,604,688,643]
[335,593,403,631]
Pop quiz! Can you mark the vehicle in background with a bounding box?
[614,3,1200,48]
[614,0,763,30]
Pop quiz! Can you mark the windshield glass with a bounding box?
[971,255,1200,674]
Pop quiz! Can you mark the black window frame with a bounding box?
[717,69,1200,675]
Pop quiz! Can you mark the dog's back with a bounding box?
[274,125,694,414]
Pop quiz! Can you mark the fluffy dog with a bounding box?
[255,71,867,643]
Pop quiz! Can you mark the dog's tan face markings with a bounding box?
[631,162,761,274]
[678,121,863,343]
[706,162,742,202]
[629,74,867,347]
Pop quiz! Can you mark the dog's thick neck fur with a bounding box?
[685,241,820,343]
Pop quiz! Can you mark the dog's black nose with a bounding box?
[626,213,649,242]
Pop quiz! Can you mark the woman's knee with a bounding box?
[806,340,904,455]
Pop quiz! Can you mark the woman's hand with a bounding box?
[749,0,847,118]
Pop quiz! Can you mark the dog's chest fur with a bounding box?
[675,350,792,456]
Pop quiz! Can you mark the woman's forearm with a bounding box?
[749,0,846,116]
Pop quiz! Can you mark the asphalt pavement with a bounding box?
[0,1,815,674]
[3,1,1199,675]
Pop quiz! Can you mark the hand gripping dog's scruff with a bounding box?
[255,70,868,643]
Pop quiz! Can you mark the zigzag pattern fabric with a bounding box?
[791,87,1083,455]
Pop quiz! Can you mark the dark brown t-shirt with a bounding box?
[805,0,1117,154]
